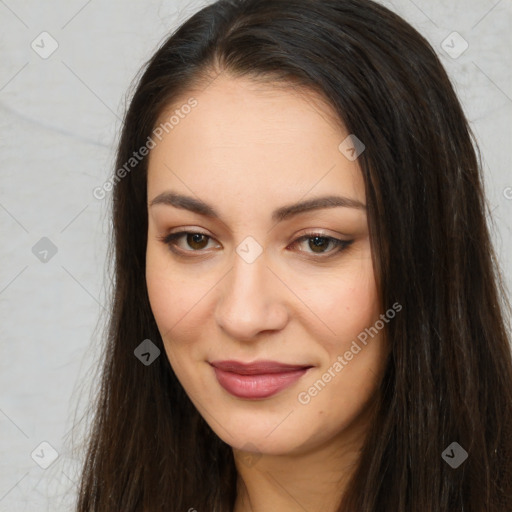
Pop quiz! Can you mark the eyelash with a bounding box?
[158,230,354,259]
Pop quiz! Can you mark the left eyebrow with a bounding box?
[149,191,366,223]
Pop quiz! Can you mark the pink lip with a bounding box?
[210,360,313,399]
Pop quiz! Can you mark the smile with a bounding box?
[209,360,313,399]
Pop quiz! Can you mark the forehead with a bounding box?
[147,74,365,209]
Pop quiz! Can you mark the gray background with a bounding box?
[1,0,510,510]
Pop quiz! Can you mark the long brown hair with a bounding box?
[73,0,512,510]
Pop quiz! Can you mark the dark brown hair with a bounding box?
[73,0,512,510]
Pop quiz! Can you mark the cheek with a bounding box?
[145,256,199,389]
[145,256,176,329]
[314,272,386,421]
[297,300,387,444]
[297,256,379,348]
[145,246,195,348]
[145,244,216,382]
[336,275,380,340]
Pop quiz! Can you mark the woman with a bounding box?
[74,0,512,510]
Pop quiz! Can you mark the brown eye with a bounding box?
[184,233,209,250]
[289,233,354,257]
[306,236,332,253]
[161,231,217,253]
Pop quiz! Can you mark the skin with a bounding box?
[145,72,389,512]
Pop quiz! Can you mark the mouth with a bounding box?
[209,360,313,399]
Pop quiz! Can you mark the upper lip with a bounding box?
[209,360,313,375]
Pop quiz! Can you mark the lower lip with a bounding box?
[212,367,310,399]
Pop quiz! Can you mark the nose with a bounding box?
[214,251,289,342]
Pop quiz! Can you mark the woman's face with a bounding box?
[146,74,389,456]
